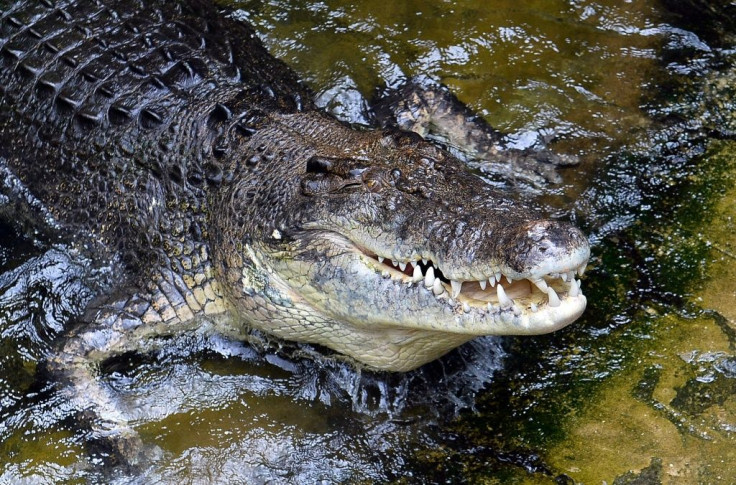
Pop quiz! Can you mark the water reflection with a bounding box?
[119,337,503,482]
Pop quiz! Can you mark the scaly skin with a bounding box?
[0,0,589,373]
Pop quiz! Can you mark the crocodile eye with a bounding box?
[301,175,363,195]
[341,181,363,192]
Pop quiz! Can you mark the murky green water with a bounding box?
[2,0,735,483]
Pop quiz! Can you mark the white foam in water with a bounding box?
[93,333,506,483]
[71,329,507,483]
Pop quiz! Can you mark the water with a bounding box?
[2,0,736,483]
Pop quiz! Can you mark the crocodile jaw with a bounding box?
[245,231,589,372]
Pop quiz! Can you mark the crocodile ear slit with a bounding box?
[305,156,334,174]
[211,102,233,122]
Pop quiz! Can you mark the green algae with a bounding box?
[0,423,86,485]
[549,311,736,483]
[697,144,736,324]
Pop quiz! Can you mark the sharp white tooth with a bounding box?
[378,256,384,263]
[432,278,444,296]
[382,270,390,279]
[569,278,580,297]
[450,280,463,299]
[547,287,561,307]
[489,275,496,287]
[513,305,521,316]
[424,266,435,288]
[422,258,428,265]
[505,275,513,284]
[487,302,494,312]
[399,262,407,271]
[463,302,471,313]
[560,272,568,282]
[567,271,575,282]
[412,264,423,282]
[495,272,502,283]
[530,303,538,313]
[497,284,512,307]
[578,264,586,276]
[391,259,398,267]
[532,278,548,292]
[479,280,487,290]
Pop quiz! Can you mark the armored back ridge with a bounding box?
[0,0,309,275]
[1,0,589,376]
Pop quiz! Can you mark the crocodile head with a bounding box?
[213,114,589,372]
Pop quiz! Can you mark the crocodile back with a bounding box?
[0,0,311,265]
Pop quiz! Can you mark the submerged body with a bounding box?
[0,0,588,373]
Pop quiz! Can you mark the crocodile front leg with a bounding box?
[46,266,234,472]
[372,77,578,186]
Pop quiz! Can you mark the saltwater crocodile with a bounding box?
[0,0,588,386]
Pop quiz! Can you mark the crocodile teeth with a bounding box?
[422,258,428,265]
[432,278,444,296]
[479,280,487,290]
[547,287,561,307]
[489,275,496,287]
[424,266,435,288]
[569,278,580,297]
[530,303,538,313]
[560,272,568,282]
[578,265,586,276]
[497,284,512,307]
[398,261,407,271]
[412,264,423,282]
[532,278,548,293]
[505,275,513,284]
[378,256,384,263]
[391,259,398,267]
[450,280,463,299]
[495,272,502,283]
[463,302,471,313]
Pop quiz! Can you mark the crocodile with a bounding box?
[0,0,588,384]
